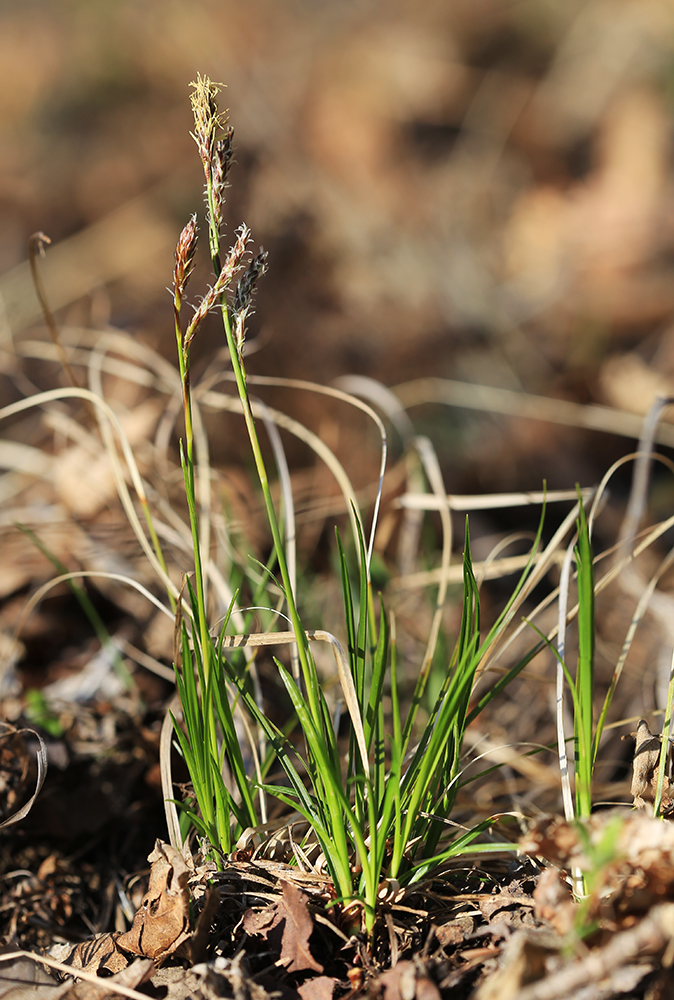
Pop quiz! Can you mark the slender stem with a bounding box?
[218,301,321,724]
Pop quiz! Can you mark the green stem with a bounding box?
[219,301,321,727]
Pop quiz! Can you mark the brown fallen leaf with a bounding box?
[0,948,56,1000]
[622,719,673,812]
[59,935,132,977]
[0,951,154,1000]
[56,958,154,1000]
[377,960,441,1000]
[116,840,191,962]
[60,840,191,975]
[297,975,337,1000]
[242,879,323,974]
[532,868,575,937]
[475,931,558,1000]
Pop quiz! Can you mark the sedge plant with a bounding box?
[169,76,565,934]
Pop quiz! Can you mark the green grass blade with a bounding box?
[575,496,595,817]
[364,596,389,755]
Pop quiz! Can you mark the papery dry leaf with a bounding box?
[276,880,323,974]
[623,719,673,812]
[475,931,556,1000]
[143,966,203,1000]
[434,914,475,947]
[0,949,56,1000]
[377,960,441,1000]
[60,935,131,977]
[532,868,575,937]
[116,840,191,962]
[64,839,192,973]
[56,957,153,1000]
[242,879,323,974]
[297,975,337,1000]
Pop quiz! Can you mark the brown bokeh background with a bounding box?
[0,0,673,875]
[2,0,674,496]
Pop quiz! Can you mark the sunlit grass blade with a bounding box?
[404,817,516,885]
[575,496,595,818]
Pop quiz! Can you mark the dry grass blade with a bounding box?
[397,488,593,511]
[0,951,154,1000]
[202,389,364,553]
[209,371,388,569]
[0,387,178,599]
[392,550,565,591]
[160,693,183,853]
[617,395,674,560]
[12,571,173,647]
[394,377,674,448]
[333,374,416,446]
[0,723,47,830]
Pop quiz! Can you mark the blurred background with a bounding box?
[0,0,673,916]
[2,0,674,500]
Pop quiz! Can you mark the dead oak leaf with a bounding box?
[297,975,337,1000]
[57,842,191,976]
[622,719,673,812]
[243,879,323,974]
[377,961,441,1000]
[116,840,191,962]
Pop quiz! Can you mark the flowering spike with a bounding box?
[232,249,268,352]
[184,224,251,350]
[210,126,235,234]
[173,214,198,305]
[189,74,227,170]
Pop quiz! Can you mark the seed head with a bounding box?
[184,224,251,349]
[173,214,198,303]
[210,126,235,234]
[232,249,268,352]
[189,74,228,172]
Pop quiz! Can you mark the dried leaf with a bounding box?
[116,840,191,962]
[277,881,323,974]
[0,724,47,830]
[623,719,672,811]
[378,960,441,1000]
[532,868,575,937]
[56,957,153,1000]
[243,879,323,974]
[0,950,56,1000]
[64,840,192,973]
[297,975,337,1000]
